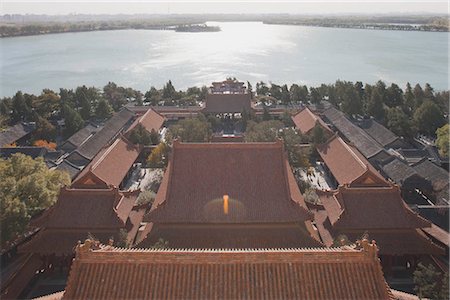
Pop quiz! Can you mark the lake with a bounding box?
[1,22,448,97]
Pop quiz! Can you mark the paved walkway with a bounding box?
[297,162,334,191]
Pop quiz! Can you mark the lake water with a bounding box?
[1,22,448,97]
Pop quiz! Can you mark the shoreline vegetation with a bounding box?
[1,14,448,37]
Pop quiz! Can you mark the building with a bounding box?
[58,123,102,153]
[203,79,252,114]
[316,134,389,187]
[0,122,36,147]
[310,184,445,276]
[141,140,322,248]
[71,136,142,189]
[55,238,396,300]
[291,106,332,135]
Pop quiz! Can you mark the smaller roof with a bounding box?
[125,108,165,134]
[0,146,48,159]
[0,123,35,146]
[319,185,431,230]
[381,157,420,185]
[31,187,138,229]
[72,136,142,189]
[291,107,331,134]
[203,93,252,113]
[317,135,388,186]
[323,107,384,158]
[55,160,83,180]
[413,159,449,194]
[59,123,101,151]
[61,239,393,300]
[358,118,400,148]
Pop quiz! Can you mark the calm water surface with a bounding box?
[1,22,448,97]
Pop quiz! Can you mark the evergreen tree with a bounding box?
[95,98,113,119]
[63,105,84,138]
[413,100,445,136]
[367,89,386,122]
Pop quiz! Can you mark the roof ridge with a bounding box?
[340,138,367,171]
[91,138,121,170]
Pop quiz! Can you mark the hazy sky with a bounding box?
[1,1,448,15]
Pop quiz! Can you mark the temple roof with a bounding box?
[323,107,385,158]
[72,136,142,189]
[125,108,165,134]
[317,134,388,186]
[31,187,138,229]
[61,239,393,300]
[357,118,401,148]
[145,141,312,223]
[0,122,35,146]
[319,185,431,230]
[66,109,135,164]
[203,93,252,113]
[291,107,331,135]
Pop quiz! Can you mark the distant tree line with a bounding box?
[255,80,448,139]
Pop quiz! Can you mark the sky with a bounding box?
[1,1,448,15]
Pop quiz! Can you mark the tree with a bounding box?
[162,80,176,99]
[168,116,211,143]
[436,124,449,158]
[128,124,158,146]
[34,117,56,141]
[0,154,70,247]
[311,124,328,145]
[34,89,60,119]
[385,83,403,108]
[144,86,161,106]
[95,98,113,119]
[413,263,441,299]
[147,142,169,168]
[79,91,92,120]
[256,81,269,96]
[366,89,386,122]
[386,107,413,138]
[413,100,445,136]
[33,139,57,150]
[340,87,362,116]
[413,83,425,109]
[280,128,310,167]
[403,82,415,115]
[11,91,31,123]
[244,120,284,142]
[309,87,322,105]
[63,105,84,138]
[280,84,291,105]
[290,84,308,103]
[424,83,435,101]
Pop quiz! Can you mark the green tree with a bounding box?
[279,128,309,167]
[244,120,284,142]
[413,100,445,136]
[168,116,211,142]
[403,82,415,115]
[413,83,425,109]
[144,86,161,106]
[413,263,441,299]
[162,80,176,99]
[78,92,92,120]
[367,89,386,122]
[290,84,308,103]
[385,83,404,108]
[34,89,60,119]
[280,84,291,105]
[128,124,158,145]
[0,154,70,247]
[95,98,113,119]
[311,124,327,145]
[256,81,269,96]
[436,124,449,158]
[386,107,413,138]
[63,105,84,138]
[11,91,31,123]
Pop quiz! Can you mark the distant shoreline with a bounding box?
[1,16,448,38]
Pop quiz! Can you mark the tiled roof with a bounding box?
[343,229,444,256]
[0,146,48,159]
[422,224,450,247]
[0,123,35,146]
[357,118,400,148]
[31,187,137,229]
[323,107,384,158]
[317,135,388,186]
[146,141,312,223]
[413,159,449,196]
[68,109,135,162]
[203,93,252,113]
[381,157,420,184]
[19,188,141,255]
[125,108,165,134]
[72,136,142,188]
[59,123,101,152]
[320,185,431,230]
[61,239,393,300]
[55,160,83,180]
[291,107,331,134]
[139,223,323,249]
